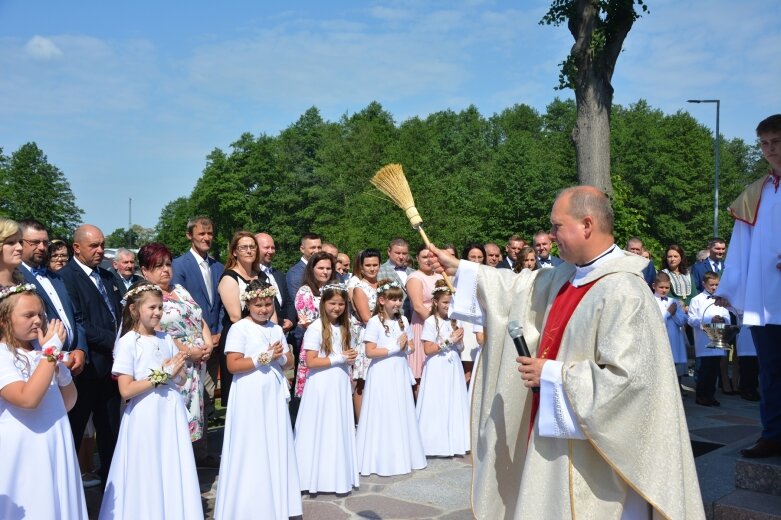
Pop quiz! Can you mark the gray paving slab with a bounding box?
[80,374,763,519]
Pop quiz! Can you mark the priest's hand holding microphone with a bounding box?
[427,244,545,392]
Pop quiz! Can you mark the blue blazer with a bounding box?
[269,267,296,327]
[641,259,657,287]
[172,252,224,334]
[21,265,87,354]
[285,260,306,303]
[59,260,123,378]
[690,260,723,294]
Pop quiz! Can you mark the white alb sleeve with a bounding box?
[537,360,586,439]
[448,261,484,326]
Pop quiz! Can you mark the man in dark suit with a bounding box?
[285,232,322,372]
[626,236,658,287]
[18,219,87,373]
[58,224,123,488]
[172,216,224,456]
[691,237,727,293]
[256,232,296,332]
[534,231,564,269]
[377,237,414,319]
[285,232,322,300]
[497,235,525,270]
[111,247,142,295]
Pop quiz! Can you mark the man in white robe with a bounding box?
[432,186,704,519]
[716,114,781,458]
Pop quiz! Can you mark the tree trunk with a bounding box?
[564,0,638,196]
[573,76,613,194]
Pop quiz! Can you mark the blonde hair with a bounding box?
[317,287,351,356]
[0,218,20,243]
[0,290,45,377]
[120,281,163,336]
[373,278,405,336]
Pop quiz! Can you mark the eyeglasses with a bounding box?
[23,239,50,247]
[50,254,69,260]
[237,245,257,252]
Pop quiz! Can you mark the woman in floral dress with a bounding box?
[138,243,215,464]
[294,251,337,398]
[347,248,380,421]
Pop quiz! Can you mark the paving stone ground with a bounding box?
[83,375,763,519]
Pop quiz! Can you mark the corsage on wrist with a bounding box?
[256,351,273,367]
[42,345,66,363]
[148,367,170,387]
[438,339,451,353]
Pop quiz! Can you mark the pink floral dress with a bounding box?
[294,285,320,397]
[160,284,206,441]
[348,278,377,380]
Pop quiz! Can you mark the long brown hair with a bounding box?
[429,279,456,340]
[373,278,405,336]
[120,281,164,336]
[302,251,337,296]
[318,286,351,356]
[224,231,260,273]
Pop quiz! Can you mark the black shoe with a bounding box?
[711,399,721,407]
[741,390,760,402]
[695,397,713,407]
[741,438,781,458]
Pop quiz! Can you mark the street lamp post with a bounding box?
[687,99,720,238]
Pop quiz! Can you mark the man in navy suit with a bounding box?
[256,232,296,333]
[285,232,322,367]
[18,219,86,374]
[534,231,563,269]
[626,236,658,287]
[285,232,322,300]
[58,224,123,489]
[172,216,224,441]
[111,247,143,295]
[691,237,727,293]
[497,235,524,270]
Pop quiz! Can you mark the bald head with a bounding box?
[558,186,614,234]
[255,232,276,267]
[550,186,614,264]
[72,224,106,268]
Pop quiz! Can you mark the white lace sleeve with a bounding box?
[448,261,483,326]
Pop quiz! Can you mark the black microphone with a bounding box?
[508,320,539,393]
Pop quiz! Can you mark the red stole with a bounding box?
[529,280,597,439]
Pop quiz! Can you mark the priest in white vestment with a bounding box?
[433,186,704,519]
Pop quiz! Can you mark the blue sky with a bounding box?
[1,0,778,235]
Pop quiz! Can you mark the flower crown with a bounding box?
[0,283,36,301]
[377,281,402,295]
[241,285,277,302]
[432,285,452,296]
[124,284,162,301]
[321,282,347,293]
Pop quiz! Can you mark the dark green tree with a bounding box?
[154,197,193,256]
[0,142,83,238]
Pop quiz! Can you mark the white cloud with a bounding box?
[25,35,63,60]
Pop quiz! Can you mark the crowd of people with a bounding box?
[0,114,778,519]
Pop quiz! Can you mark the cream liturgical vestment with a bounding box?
[452,251,704,520]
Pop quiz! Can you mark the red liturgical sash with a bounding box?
[529,280,597,439]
